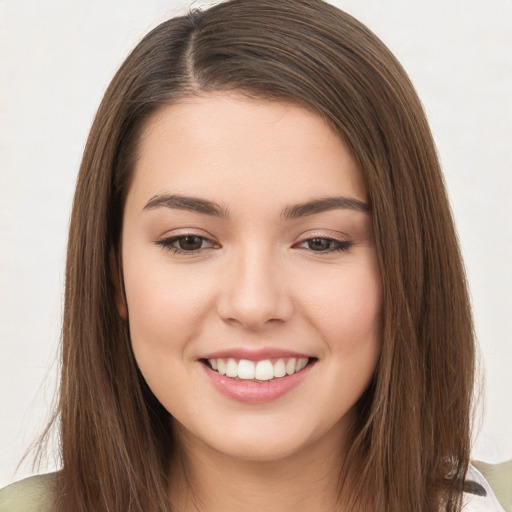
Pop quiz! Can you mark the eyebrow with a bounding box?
[281,196,370,219]
[144,194,229,217]
[143,193,370,218]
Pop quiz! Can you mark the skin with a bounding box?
[119,93,382,511]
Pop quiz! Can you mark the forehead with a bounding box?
[128,93,367,211]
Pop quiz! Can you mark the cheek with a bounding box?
[296,256,382,410]
[299,259,382,351]
[121,245,215,376]
[287,259,382,434]
[123,265,213,407]
[127,271,205,331]
[122,230,211,332]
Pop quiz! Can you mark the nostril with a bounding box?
[216,273,294,329]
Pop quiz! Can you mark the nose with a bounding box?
[216,246,294,331]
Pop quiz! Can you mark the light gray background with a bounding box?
[1,0,511,487]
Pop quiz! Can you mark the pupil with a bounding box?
[309,238,330,251]
[179,236,202,251]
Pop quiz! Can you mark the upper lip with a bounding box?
[200,348,313,361]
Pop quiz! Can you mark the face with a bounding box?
[120,94,382,462]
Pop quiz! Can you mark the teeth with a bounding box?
[217,359,226,375]
[226,358,238,377]
[296,357,308,371]
[285,358,296,375]
[207,357,310,380]
[238,359,255,379]
[255,360,274,380]
[273,359,286,378]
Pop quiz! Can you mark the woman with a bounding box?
[0,0,506,511]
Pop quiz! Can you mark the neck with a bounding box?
[168,420,356,512]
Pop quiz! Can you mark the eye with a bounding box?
[156,234,216,254]
[296,237,353,253]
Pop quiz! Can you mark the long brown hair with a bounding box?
[50,1,475,510]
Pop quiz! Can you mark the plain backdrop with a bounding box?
[1,0,511,488]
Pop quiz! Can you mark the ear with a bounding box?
[110,247,128,320]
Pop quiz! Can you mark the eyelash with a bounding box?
[296,237,353,253]
[156,234,353,255]
[155,235,216,255]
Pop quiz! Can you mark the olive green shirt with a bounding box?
[0,473,53,512]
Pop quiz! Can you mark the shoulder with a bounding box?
[0,473,55,512]
[472,460,512,512]
[464,462,511,512]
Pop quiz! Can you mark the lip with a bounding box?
[199,355,316,404]
[201,348,311,361]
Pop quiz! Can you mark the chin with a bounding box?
[213,435,309,463]
[174,410,347,466]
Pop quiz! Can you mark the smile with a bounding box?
[206,357,310,381]
[200,353,316,403]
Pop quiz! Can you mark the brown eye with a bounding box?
[178,235,204,251]
[156,234,215,254]
[307,238,333,251]
[295,237,353,254]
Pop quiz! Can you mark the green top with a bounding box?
[0,473,53,512]
[1,462,511,512]
[474,459,512,512]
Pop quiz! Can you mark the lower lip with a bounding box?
[200,361,314,404]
